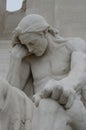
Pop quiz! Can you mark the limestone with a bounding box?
[0,40,11,77]
[0,78,34,130]
[6,14,86,130]
[0,0,86,129]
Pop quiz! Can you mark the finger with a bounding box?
[32,95,41,107]
[65,93,76,109]
[59,91,69,105]
[51,86,62,100]
[42,87,52,98]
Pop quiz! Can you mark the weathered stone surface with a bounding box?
[0,1,86,129]
[6,14,86,130]
[0,40,11,77]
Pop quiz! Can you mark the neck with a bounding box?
[46,33,68,51]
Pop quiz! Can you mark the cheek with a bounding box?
[35,40,47,53]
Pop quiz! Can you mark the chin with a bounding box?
[35,52,44,56]
[35,54,43,56]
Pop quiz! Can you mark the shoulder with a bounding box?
[66,37,86,53]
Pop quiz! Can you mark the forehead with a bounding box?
[19,32,42,44]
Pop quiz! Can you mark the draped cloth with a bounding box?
[12,14,59,47]
[17,14,50,34]
[1,79,86,130]
[0,78,72,130]
[0,78,34,130]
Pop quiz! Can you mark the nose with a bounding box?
[27,46,33,53]
[29,48,33,53]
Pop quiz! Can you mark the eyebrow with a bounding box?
[28,39,38,44]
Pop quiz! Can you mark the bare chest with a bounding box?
[30,46,71,82]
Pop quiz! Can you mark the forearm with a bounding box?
[67,97,86,130]
[59,74,86,92]
[6,44,30,89]
[11,44,28,60]
[59,52,86,92]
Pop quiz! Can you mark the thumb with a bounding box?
[32,94,41,107]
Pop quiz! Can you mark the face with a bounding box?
[19,32,48,56]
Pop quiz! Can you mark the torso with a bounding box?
[28,42,72,92]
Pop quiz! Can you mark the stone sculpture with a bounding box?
[0,78,34,130]
[5,14,86,130]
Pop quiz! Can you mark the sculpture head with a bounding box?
[12,14,59,56]
[19,32,48,56]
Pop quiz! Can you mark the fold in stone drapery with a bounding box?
[12,14,59,47]
[0,78,34,130]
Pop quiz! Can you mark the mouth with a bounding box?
[26,50,44,57]
[24,52,33,57]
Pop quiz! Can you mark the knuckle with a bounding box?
[53,86,58,92]
[44,88,49,93]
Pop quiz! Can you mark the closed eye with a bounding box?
[28,40,38,46]
[28,42,35,45]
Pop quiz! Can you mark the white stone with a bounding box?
[6,14,86,130]
[0,78,34,130]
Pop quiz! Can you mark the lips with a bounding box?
[26,52,33,56]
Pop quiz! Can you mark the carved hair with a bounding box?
[12,14,59,47]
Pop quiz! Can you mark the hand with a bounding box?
[52,84,76,109]
[11,44,28,59]
[32,80,76,109]
[32,93,42,107]
[41,80,76,109]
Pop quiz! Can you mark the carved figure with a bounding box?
[6,14,86,130]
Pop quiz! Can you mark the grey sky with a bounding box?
[6,0,23,11]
